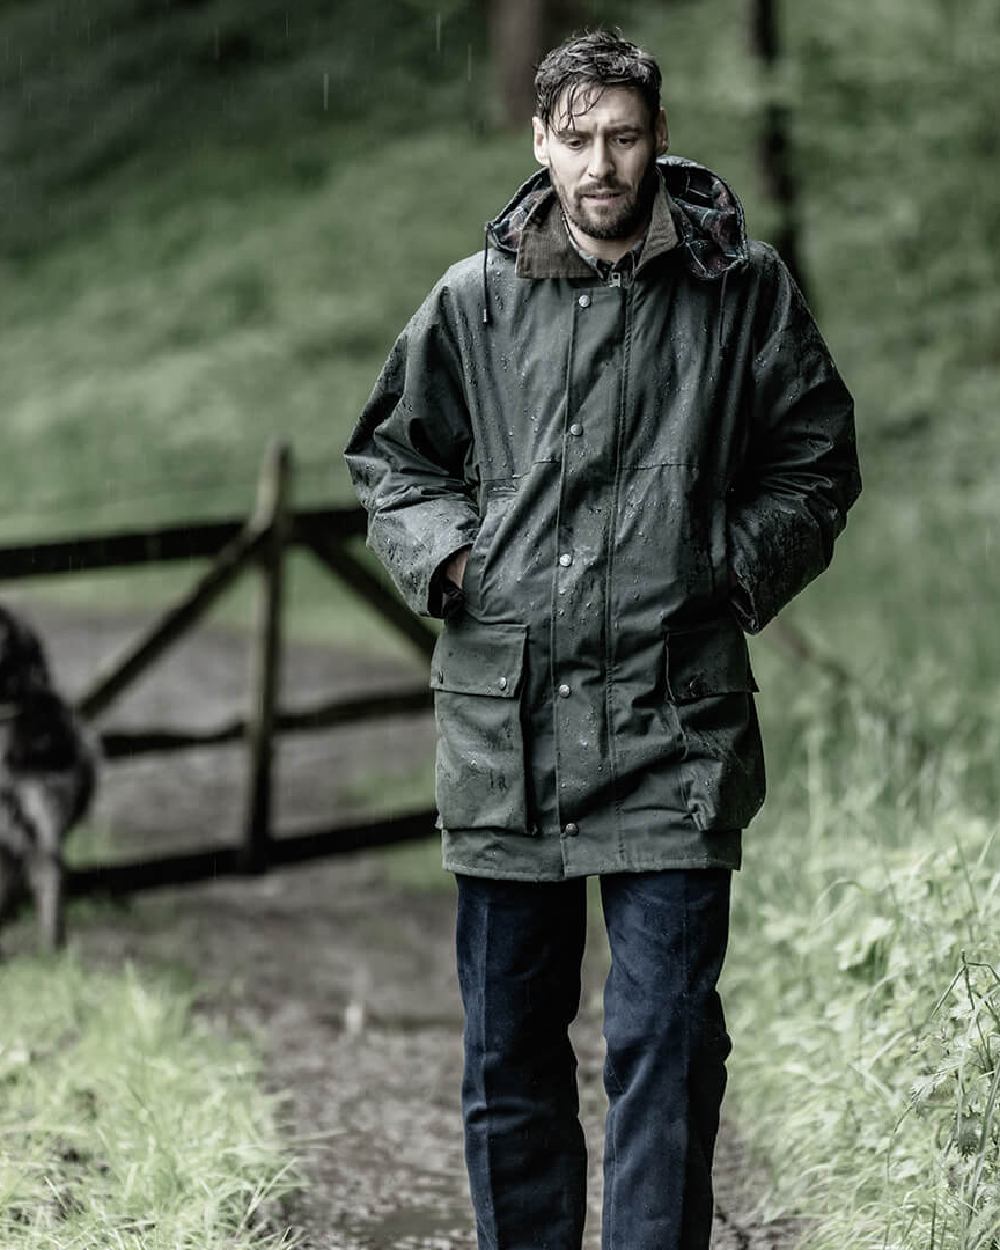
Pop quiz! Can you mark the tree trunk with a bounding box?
[490,0,545,128]
[489,0,585,129]
[749,0,811,305]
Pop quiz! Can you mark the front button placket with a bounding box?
[554,284,628,861]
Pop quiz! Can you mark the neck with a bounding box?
[564,213,651,263]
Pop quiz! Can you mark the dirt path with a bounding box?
[4,597,799,1249]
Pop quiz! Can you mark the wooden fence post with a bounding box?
[241,441,292,873]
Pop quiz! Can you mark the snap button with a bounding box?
[564,821,579,835]
[558,683,571,698]
[498,676,508,691]
[558,553,573,567]
[577,293,591,309]
[569,423,583,436]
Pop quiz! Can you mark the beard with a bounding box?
[554,160,659,241]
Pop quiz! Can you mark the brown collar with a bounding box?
[514,181,679,280]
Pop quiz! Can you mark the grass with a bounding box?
[0,954,300,1249]
[0,122,530,546]
[725,676,1000,1249]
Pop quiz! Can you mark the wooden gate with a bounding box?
[0,442,438,899]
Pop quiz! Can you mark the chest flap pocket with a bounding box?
[430,620,529,833]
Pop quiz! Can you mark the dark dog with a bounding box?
[0,605,96,951]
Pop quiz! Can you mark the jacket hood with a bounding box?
[486,154,748,282]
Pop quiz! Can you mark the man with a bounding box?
[345,28,860,1250]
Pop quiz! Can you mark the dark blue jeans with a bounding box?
[455,869,732,1250]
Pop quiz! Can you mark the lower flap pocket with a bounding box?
[664,618,758,702]
[430,620,529,832]
[661,617,764,833]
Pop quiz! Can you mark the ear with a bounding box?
[532,116,550,168]
[654,106,669,155]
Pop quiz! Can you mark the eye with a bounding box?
[615,135,639,147]
[562,136,584,150]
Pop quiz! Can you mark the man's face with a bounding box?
[532,85,668,253]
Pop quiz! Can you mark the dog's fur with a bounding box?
[0,605,96,951]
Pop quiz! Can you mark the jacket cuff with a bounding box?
[726,533,767,634]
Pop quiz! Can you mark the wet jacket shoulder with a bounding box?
[343,262,485,618]
[725,238,861,631]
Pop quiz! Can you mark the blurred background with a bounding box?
[2,1,999,1247]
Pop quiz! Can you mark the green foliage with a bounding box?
[726,683,1000,1248]
[786,0,1000,486]
[0,955,299,1248]
[0,0,488,257]
[0,122,535,543]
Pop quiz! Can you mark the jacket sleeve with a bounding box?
[726,247,862,634]
[343,281,481,618]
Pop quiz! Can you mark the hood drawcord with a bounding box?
[717,267,729,351]
[482,223,491,326]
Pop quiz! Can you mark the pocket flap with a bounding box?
[430,621,527,698]
[664,618,758,701]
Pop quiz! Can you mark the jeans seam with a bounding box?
[604,917,622,1249]
[607,1051,619,1249]
[680,871,693,1243]
[481,896,500,1250]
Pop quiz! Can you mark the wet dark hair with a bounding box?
[534,29,662,131]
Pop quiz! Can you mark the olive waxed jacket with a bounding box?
[345,156,861,881]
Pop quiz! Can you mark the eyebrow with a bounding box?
[553,124,644,140]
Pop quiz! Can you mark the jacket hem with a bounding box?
[441,827,743,880]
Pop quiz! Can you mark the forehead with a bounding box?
[551,84,651,132]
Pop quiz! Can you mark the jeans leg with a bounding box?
[599,869,732,1250]
[455,873,589,1250]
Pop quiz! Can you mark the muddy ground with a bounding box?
[4,597,799,1250]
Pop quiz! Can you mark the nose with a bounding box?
[586,137,614,181]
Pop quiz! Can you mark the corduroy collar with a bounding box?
[513,181,680,280]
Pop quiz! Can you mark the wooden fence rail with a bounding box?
[0,506,367,580]
[0,441,438,901]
